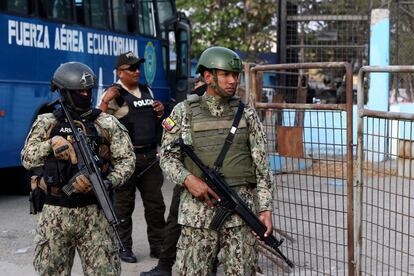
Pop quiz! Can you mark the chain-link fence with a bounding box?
[277,0,370,104]
[279,0,370,65]
[278,0,414,105]
[356,66,414,276]
[248,64,414,275]
[249,62,355,275]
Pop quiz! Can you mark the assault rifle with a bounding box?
[53,96,124,251]
[175,138,294,268]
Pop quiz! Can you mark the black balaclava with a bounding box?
[71,90,92,110]
[64,89,93,113]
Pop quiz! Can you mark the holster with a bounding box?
[29,176,46,215]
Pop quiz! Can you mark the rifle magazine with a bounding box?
[209,206,233,231]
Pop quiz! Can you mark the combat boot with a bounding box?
[119,248,138,263]
[140,265,172,276]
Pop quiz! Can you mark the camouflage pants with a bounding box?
[33,204,121,276]
[176,225,257,276]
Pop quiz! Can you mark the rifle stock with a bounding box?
[175,138,294,268]
[57,96,124,251]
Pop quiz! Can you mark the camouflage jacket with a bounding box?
[21,111,136,187]
[160,93,273,228]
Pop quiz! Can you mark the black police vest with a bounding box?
[42,108,107,208]
[117,84,157,146]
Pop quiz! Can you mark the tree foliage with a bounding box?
[175,0,277,62]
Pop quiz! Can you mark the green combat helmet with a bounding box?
[195,47,242,97]
[195,46,242,74]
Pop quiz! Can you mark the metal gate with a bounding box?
[277,0,370,103]
[356,66,414,275]
[248,62,355,275]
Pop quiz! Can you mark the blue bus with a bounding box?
[0,0,191,171]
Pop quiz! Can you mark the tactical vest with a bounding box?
[183,96,257,187]
[42,108,108,208]
[116,84,157,146]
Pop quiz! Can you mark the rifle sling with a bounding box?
[214,101,245,170]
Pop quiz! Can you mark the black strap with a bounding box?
[214,101,245,170]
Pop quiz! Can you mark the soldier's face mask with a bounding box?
[71,89,93,109]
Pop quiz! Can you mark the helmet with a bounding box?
[195,47,242,74]
[51,62,96,113]
[51,62,96,91]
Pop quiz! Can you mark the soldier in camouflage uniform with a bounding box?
[21,62,135,276]
[159,46,274,276]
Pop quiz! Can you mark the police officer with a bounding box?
[99,51,166,263]
[21,62,136,275]
[159,47,274,275]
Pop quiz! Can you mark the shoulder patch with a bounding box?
[162,117,176,132]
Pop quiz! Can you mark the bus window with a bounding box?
[75,0,108,29]
[40,0,73,21]
[74,0,84,24]
[173,14,191,102]
[138,0,156,37]
[111,0,134,33]
[168,31,175,72]
[162,44,168,74]
[178,29,189,80]
[4,0,29,14]
[156,0,174,39]
[175,28,189,97]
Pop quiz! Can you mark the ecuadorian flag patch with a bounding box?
[162,117,176,132]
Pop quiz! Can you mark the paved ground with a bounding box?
[0,179,176,276]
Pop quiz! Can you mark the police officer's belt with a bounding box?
[134,143,157,153]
